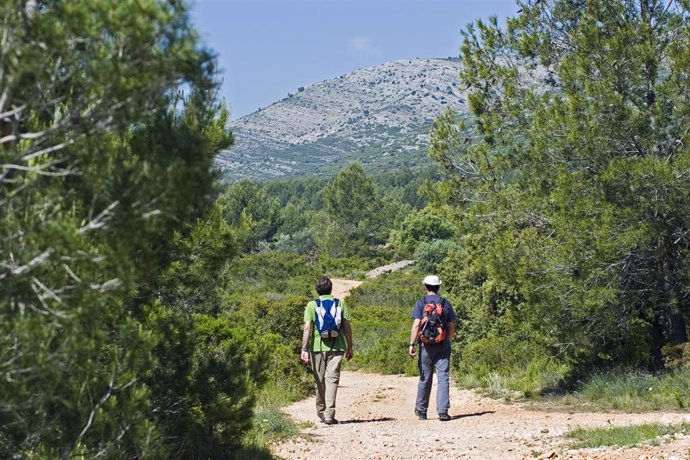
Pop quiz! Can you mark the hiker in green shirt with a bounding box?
[300,276,353,425]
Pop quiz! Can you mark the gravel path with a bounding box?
[272,371,690,460]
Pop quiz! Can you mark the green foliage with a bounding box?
[146,311,266,458]
[316,255,384,280]
[348,306,418,376]
[252,164,432,260]
[218,179,282,252]
[661,343,690,370]
[159,204,240,315]
[223,252,319,299]
[566,423,690,449]
[317,163,411,257]
[0,0,264,456]
[456,335,569,397]
[324,162,378,224]
[571,369,690,411]
[414,239,462,274]
[347,271,423,309]
[396,208,456,256]
[430,0,690,384]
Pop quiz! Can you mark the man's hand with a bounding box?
[408,344,417,357]
[346,347,353,361]
[300,349,309,363]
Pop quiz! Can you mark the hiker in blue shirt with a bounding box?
[408,275,456,421]
[300,276,353,425]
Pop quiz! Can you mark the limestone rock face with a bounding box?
[219,58,467,181]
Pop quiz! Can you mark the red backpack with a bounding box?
[418,297,447,344]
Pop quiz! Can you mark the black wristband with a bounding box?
[409,343,416,347]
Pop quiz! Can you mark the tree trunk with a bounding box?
[650,315,665,370]
[660,233,688,344]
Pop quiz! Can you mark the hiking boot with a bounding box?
[415,409,427,420]
[438,413,451,421]
[323,418,339,425]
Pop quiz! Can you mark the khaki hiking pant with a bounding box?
[310,350,344,421]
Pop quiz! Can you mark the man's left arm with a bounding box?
[446,321,455,342]
[445,299,457,342]
[342,318,353,360]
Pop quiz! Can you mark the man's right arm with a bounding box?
[409,318,421,357]
[300,321,311,363]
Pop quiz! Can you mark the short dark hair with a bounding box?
[423,284,439,294]
[316,276,333,295]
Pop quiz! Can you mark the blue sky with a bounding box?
[190,0,518,120]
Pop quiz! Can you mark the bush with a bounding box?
[456,335,569,397]
[414,239,462,274]
[229,294,313,405]
[347,306,418,376]
[347,270,423,308]
[397,209,455,255]
[262,229,317,255]
[147,311,267,458]
[223,252,318,298]
[662,343,690,370]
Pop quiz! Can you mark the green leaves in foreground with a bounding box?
[0,0,244,456]
[567,423,690,449]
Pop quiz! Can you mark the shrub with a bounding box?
[223,252,318,298]
[414,239,462,274]
[147,311,266,458]
[317,255,384,280]
[662,343,690,370]
[397,209,455,255]
[347,271,422,309]
[456,335,569,396]
[347,306,418,376]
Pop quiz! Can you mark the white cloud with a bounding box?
[348,36,379,56]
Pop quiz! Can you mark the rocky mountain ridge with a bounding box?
[218,58,468,181]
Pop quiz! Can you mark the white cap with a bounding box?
[422,275,442,286]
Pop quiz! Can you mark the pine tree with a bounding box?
[0,0,241,455]
[433,0,690,374]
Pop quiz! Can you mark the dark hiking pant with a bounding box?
[415,341,451,416]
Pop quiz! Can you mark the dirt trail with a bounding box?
[274,275,690,459]
[272,372,690,459]
[329,278,363,300]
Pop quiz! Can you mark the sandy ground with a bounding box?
[271,371,690,460]
[329,278,363,300]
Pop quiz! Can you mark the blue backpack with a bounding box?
[314,298,342,339]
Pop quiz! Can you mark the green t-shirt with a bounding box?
[304,295,350,352]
